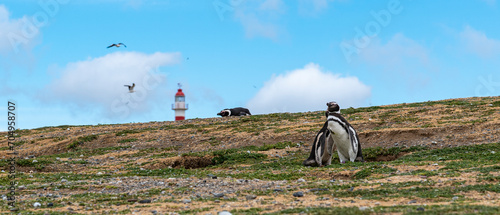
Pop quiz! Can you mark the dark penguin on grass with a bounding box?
[303,102,364,166]
[217,107,251,117]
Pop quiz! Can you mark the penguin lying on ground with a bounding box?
[303,102,364,166]
[217,107,251,117]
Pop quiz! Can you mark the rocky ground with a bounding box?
[1,96,499,214]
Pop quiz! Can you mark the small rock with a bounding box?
[348,187,354,192]
[297,178,306,183]
[408,200,417,204]
[359,206,370,211]
[47,203,54,207]
[139,199,151,204]
[417,207,425,211]
[273,189,284,192]
[151,210,158,214]
[33,202,41,207]
[245,195,257,200]
[207,174,217,179]
[182,199,191,204]
[310,188,328,192]
[214,193,224,198]
[452,196,459,201]
[218,211,232,215]
[293,191,304,197]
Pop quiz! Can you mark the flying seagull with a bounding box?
[107,43,126,48]
[124,83,135,93]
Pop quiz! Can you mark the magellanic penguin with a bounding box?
[302,121,333,167]
[303,101,339,167]
[325,101,340,117]
[326,112,364,163]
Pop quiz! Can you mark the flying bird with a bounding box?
[124,83,135,93]
[107,43,127,48]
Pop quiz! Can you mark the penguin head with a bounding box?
[217,109,230,117]
[326,101,340,113]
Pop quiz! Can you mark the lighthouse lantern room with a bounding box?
[172,83,188,121]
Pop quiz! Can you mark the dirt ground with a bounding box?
[1,96,499,214]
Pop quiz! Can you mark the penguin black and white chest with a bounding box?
[303,101,340,167]
[302,121,333,167]
[327,112,364,163]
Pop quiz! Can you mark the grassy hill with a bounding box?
[1,96,499,214]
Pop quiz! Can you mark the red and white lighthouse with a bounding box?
[172,83,188,121]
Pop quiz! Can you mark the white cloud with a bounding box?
[0,5,40,56]
[234,12,279,39]
[247,63,371,114]
[42,51,181,118]
[481,0,496,6]
[233,0,285,40]
[460,25,500,58]
[352,34,434,91]
[298,0,330,15]
[358,33,430,69]
[259,0,284,11]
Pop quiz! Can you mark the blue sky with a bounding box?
[1,0,500,130]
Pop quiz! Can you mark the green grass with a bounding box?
[115,129,141,136]
[2,97,499,214]
[353,165,397,179]
[118,138,138,143]
[400,142,500,162]
[15,158,53,170]
[263,206,371,215]
[212,150,267,165]
[67,134,99,149]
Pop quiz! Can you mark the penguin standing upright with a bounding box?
[326,112,364,163]
[303,102,364,166]
[303,102,341,167]
[302,121,332,166]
